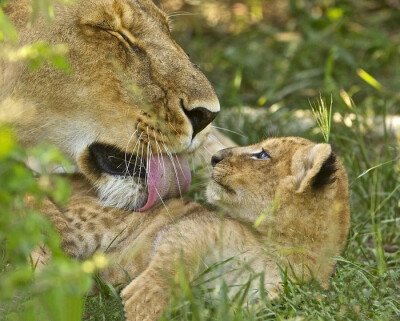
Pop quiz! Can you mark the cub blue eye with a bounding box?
[252,151,270,159]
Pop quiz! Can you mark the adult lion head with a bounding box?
[1,0,220,210]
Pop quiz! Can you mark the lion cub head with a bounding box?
[3,0,219,210]
[207,137,351,285]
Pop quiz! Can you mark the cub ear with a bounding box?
[292,143,337,193]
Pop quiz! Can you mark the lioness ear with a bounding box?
[292,144,337,193]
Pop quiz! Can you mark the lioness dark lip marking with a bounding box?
[88,143,146,178]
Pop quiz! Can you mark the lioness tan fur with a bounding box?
[33,137,350,321]
[1,0,233,210]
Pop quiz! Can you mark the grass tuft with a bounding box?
[310,95,332,143]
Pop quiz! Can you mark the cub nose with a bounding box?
[211,148,232,167]
[211,154,223,167]
[182,106,219,139]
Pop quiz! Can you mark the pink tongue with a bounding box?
[138,154,191,212]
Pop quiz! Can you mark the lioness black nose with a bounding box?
[183,106,219,139]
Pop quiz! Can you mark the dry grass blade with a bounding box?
[310,95,333,143]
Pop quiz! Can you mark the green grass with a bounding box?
[83,1,400,320]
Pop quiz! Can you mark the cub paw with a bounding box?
[265,283,282,300]
[121,273,169,321]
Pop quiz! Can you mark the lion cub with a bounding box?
[34,137,350,321]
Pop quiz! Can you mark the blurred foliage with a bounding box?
[0,8,18,43]
[0,1,71,70]
[29,0,75,22]
[159,0,400,114]
[1,41,70,71]
[0,126,93,321]
[0,1,92,320]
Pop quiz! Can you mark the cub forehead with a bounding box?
[262,137,313,149]
[236,137,314,156]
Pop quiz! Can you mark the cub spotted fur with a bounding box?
[1,0,227,211]
[33,137,350,321]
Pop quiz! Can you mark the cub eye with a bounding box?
[251,150,270,160]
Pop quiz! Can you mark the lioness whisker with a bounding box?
[208,133,228,149]
[145,127,151,187]
[161,134,183,199]
[201,147,213,176]
[202,144,213,156]
[212,125,247,138]
[131,139,142,208]
[133,140,145,208]
[24,120,54,135]
[128,134,142,176]
[165,119,180,136]
[153,129,166,177]
[124,130,142,180]
[162,133,188,177]
[124,125,139,178]
[173,153,187,179]
[132,131,144,178]
[167,11,196,18]
[123,146,138,179]
[138,140,145,183]
[129,140,141,189]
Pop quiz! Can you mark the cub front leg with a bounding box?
[120,214,246,321]
[122,269,170,321]
[120,227,201,321]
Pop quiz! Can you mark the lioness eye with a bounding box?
[252,150,270,160]
[118,32,137,49]
[119,32,130,43]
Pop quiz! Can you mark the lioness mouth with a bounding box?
[88,143,191,211]
[89,143,147,178]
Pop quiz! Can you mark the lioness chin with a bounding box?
[32,137,350,321]
[1,0,228,211]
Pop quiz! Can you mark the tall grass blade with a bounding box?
[310,95,333,143]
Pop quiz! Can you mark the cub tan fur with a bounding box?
[1,0,228,210]
[33,137,350,321]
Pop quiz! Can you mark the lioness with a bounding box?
[33,137,350,321]
[1,0,229,211]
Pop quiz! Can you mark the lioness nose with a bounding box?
[183,107,219,139]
